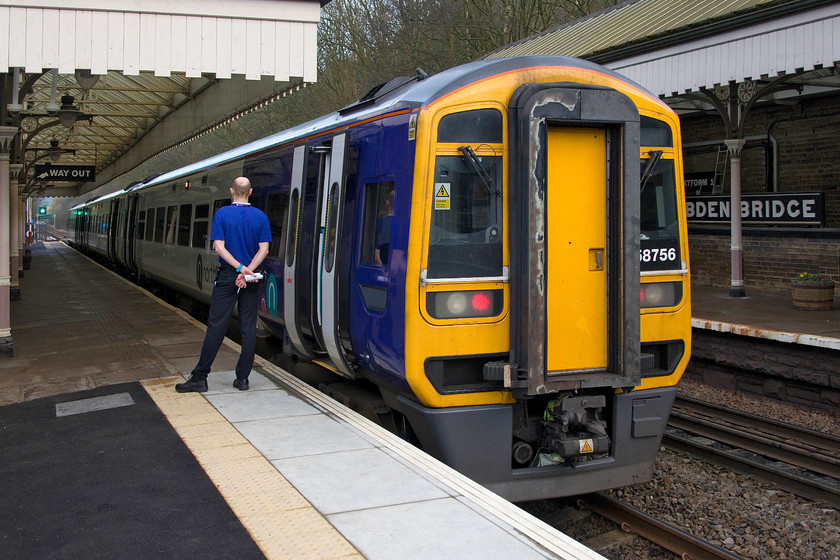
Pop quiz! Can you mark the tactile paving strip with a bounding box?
[143,377,363,560]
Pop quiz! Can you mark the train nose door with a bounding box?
[507,84,641,395]
[546,127,607,373]
[315,133,355,378]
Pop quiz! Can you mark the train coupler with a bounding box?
[540,393,610,459]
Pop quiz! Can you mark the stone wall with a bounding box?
[686,329,840,413]
[688,228,840,294]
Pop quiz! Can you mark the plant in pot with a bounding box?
[791,272,836,310]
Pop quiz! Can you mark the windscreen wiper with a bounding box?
[459,146,502,198]
[640,150,663,192]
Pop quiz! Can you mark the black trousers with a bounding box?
[192,265,260,379]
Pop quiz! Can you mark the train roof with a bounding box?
[111,55,662,199]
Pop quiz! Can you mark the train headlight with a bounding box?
[427,289,503,319]
[640,282,682,308]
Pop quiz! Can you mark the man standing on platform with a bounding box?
[176,176,270,393]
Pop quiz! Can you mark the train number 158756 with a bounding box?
[640,247,677,263]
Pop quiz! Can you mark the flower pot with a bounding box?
[791,279,835,310]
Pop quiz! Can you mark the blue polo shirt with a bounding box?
[210,203,271,266]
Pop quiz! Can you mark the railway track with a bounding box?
[664,395,840,508]
[577,493,745,560]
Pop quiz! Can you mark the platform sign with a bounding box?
[686,192,825,226]
[34,164,96,182]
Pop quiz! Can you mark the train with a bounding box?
[68,55,691,502]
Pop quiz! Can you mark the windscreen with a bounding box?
[427,154,503,279]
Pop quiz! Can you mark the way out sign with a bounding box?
[34,164,96,182]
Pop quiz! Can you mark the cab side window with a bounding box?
[360,181,394,266]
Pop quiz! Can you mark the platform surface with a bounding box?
[691,284,840,349]
[1,242,603,560]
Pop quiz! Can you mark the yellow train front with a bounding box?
[386,56,690,501]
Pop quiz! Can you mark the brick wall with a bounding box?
[688,230,840,294]
[681,93,840,226]
[681,91,840,291]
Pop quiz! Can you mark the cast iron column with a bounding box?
[726,138,746,298]
[0,126,17,356]
[9,164,21,300]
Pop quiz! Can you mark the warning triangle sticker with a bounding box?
[436,185,449,197]
[581,441,593,453]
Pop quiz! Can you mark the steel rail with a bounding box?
[578,493,746,560]
[663,429,840,509]
[668,413,840,479]
[670,397,840,479]
[675,396,840,452]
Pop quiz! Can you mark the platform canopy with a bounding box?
[1,0,326,197]
[486,0,840,114]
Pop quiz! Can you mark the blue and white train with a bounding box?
[69,55,692,501]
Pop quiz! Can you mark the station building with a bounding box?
[488,0,840,297]
[0,0,327,354]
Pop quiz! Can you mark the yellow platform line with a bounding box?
[142,377,363,560]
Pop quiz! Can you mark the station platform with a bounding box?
[0,242,604,560]
[691,284,840,349]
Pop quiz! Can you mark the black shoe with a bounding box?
[176,375,208,393]
[233,378,249,391]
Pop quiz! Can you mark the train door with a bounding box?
[507,83,642,395]
[107,199,120,263]
[546,127,607,372]
[283,146,312,360]
[124,193,139,273]
[315,133,355,377]
[79,207,89,251]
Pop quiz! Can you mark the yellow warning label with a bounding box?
[580,439,594,454]
[434,183,450,210]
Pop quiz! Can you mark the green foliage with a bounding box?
[795,272,832,283]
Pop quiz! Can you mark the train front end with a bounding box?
[395,58,691,502]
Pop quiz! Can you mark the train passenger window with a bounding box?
[248,193,260,208]
[438,109,503,143]
[360,182,394,266]
[210,199,231,246]
[192,204,209,249]
[164,205,178,244]
[177,204,192,246]
[640,117,673,148]
[195,204,209,219]
[154,206,166,243]
[427,155,503,279]
[137,210,146,239]
[265,192,289,259]
[213,199,230,216]
[145,208,156,241]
